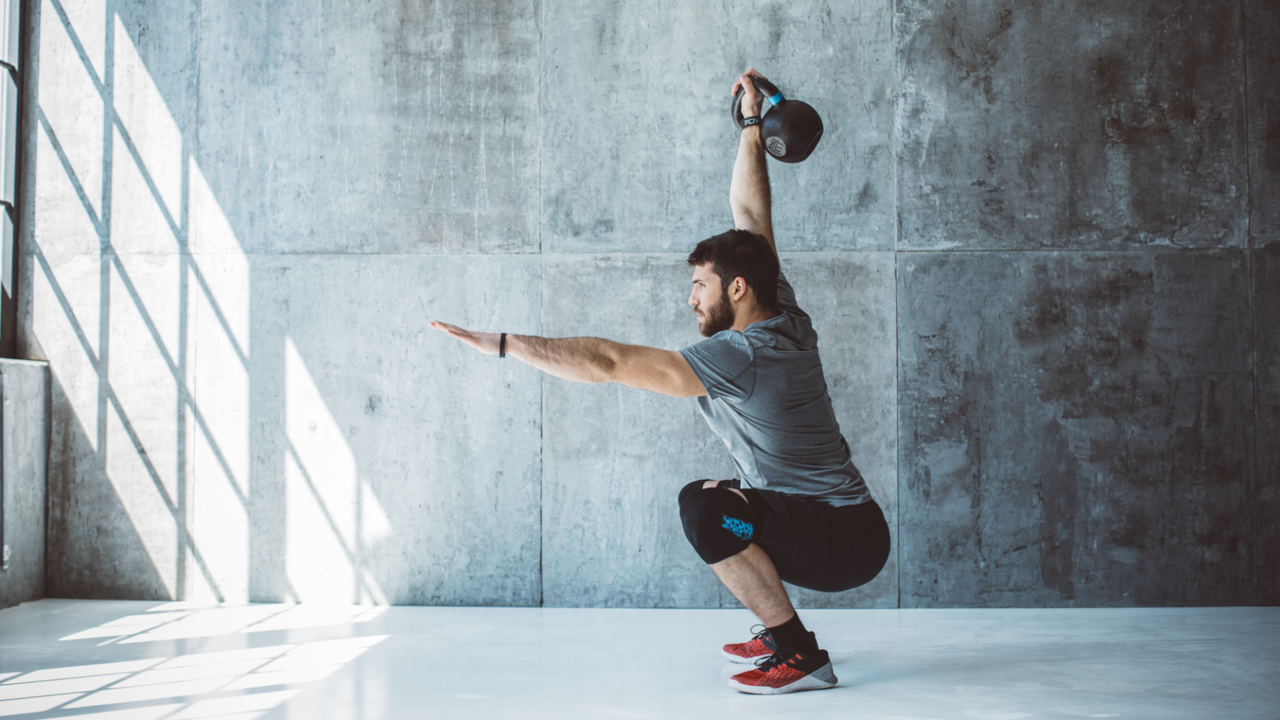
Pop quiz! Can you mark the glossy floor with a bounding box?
[0,600,1276,719]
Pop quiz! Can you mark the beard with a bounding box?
[697,293,735,337]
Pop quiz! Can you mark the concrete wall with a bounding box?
[0,359,49,610]
[17,0,1277,606]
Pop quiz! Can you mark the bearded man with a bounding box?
[432,69,890,694]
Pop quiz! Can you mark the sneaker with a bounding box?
[722,625,775,664]
[728,647,838,695]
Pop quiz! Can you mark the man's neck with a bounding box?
[730,303,781,333]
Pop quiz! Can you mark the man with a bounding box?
[431,69,890,695]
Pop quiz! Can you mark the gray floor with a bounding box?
[0,601,1277,719]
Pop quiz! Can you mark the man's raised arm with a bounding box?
[729,69,776,255]
[429,322,707,398]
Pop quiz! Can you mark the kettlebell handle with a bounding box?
[732,77,785,129]
[748,76,784,104]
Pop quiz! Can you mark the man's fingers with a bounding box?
[732,70,752,96]
[732,68,765,95]
[430,321,471,340]
[431,321,500,356]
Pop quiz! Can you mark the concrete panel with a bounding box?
[0,360,49,610]
[28,1,198,258]
[40,252,192,600]
[235,254,542,605]
[1247,0,1280,244]
[896,0,1248,250]
[542,253,897,608]
[542,0,894,253]
[1256,246,1280,604]
[195,0,542,255]
[778,253,898,609]
[898,251,1254,607]
[34,249,544,606]
[541,255,735,607]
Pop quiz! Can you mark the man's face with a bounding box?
[689,264,735,337]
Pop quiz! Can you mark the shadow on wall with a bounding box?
[29,0,406,604]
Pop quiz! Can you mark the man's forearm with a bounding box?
[506,334,622,384]
[730,125,774,249]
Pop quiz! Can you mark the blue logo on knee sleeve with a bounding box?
[721,515,754,541]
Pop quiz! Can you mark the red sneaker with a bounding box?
[728,647,838,695]
[722,626,775,664]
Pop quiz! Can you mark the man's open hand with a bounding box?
[430,321,501,356]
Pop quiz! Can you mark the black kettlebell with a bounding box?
[732,76,824,163]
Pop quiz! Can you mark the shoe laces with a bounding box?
[747,624,775,650]
[754,649,801,673]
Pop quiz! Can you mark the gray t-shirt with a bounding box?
[679,271,871,507]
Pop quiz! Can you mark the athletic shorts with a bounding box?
[714,479,890,593]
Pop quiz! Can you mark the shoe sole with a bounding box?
[728,662,838,695]
[722,650,771,664]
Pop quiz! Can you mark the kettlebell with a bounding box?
[732,76,824,163]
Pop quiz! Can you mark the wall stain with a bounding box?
[1013,265,1154,420]
[1035,419,1079,600]
[855,180,876,212]
[935,6,1013,104]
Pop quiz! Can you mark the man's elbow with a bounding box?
[593,353,621,384]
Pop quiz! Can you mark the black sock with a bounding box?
[767,614,819,654]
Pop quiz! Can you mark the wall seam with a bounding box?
[177,0,204,603]
[1240,0,1260,603]
[1241,0,1252,251]
[537,0,546,610]
[896,0,906,609]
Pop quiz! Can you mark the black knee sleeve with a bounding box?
[678,479,741,505]
[678,479,706,506]
[678,484,758,565]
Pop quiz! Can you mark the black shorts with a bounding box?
[730,480,891,593]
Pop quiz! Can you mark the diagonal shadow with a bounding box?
[32,247,99,369]
[47,0,106,94]
[37,0,260,603]
[40,0,388,607]
[35,107,105,236]
[105,253,250,508]
[108,109,184,246]
[34,243,225,603]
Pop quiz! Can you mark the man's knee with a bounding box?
[678,485,757,565]
[678,479,708,505]
[678,479,746,503]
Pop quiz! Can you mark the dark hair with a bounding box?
[687,229,779,311]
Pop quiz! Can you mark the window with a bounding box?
[0,0,18,359]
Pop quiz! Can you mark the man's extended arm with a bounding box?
[730,69,776,255]
[429,322,707,398]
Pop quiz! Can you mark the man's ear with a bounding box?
[730,277,749,302]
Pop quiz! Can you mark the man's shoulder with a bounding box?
[681,330,757,401]
[684,329,753,358]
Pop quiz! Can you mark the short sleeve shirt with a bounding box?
[679,271,871,506]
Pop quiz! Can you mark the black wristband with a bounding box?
[499,333,506,358]
[741,116,761,128]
